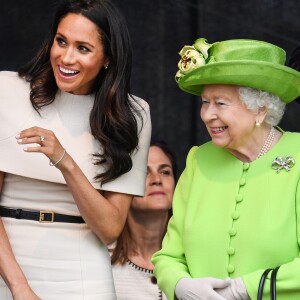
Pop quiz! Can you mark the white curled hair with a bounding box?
[239,87,286,126]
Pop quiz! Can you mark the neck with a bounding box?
[227,125,279,162]
[126,210,169,269]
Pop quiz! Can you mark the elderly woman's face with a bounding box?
[201,84,257,151]
[131,146,175,213]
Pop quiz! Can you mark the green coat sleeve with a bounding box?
[152,146,198,300]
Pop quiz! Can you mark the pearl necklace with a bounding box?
[256,127,275,160]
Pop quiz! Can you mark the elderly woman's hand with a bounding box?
[16,126,66,168]
[175,277,230,300]
[215,277,249,300]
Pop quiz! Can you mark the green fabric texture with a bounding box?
[177,39,300,103]
[152,131,300,300]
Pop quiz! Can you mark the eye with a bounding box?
[201,96,210,105]
[55,36,67,47]
[78,45,90,53]
[216,98,228,106]
[160,169,172,176]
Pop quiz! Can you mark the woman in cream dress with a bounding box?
[0,0,151,299]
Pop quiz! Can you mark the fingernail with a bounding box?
[23,148,28,151]
[15,134,20,138]
[17,139,22,144]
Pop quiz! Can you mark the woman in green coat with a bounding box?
[152,38,300,300]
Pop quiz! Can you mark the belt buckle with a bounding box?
[39,211,54,223]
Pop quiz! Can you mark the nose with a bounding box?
[61,47,76,65]
[200,103,217,123]
[149,172,162,186]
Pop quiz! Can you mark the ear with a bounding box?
[104,58,110,69]
[257,106,268,123]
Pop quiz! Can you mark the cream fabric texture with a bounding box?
[0,71,151,299]
[0,71,151,196]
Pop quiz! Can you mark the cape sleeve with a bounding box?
[0,71,151,196]
[101,98,151,196]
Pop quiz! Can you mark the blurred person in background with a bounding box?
[110,138,176,300]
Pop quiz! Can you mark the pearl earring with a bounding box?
[104,64,109,69]
[256,120,261,127]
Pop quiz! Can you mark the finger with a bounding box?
[210,278,231,289]
[211,292,227,300]
[17,126,49,139]
[23,146,44,153]
[17,136,46,146]
[215,287,232,298]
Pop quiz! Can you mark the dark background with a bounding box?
[1,0,300,173]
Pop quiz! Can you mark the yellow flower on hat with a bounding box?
[194,38,212,59]
[175,39,212,82]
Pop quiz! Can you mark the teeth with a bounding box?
[212,127,226,132]
[59,66,79,74]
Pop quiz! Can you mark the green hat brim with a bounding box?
[178,60,300,103]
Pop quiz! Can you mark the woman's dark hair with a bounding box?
[111,138,176,265]
[149,137,177,181]
[18,0,141,184]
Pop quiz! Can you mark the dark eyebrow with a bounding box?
[55,33,95,49]
[147,164,172,173]
[158,164,172,171]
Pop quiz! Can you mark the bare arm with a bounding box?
[57,154,132,244]
[0,172,41,299]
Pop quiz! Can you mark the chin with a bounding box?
[211,140,226,148]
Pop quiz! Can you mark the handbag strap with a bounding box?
[257,268,272,300]
[270,266,280,300]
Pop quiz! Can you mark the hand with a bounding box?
[215,277,249,300]
[12,283,41,300]
[175,277,230,300]
[16,126,67,168]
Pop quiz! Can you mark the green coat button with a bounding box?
[227,264,235,273]
[236,194,243,202]
[227,247,235,255]
[232,211,240,220]
[239,178,246,186]
[243,163,250,170]
[229,228,237,236]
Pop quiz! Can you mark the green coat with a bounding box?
[152,131,300,300]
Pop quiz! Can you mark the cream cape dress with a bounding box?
[0,71,151,299]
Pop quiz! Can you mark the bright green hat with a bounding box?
[175,38,300,103]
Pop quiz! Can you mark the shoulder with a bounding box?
[0,71,30,106]
[0,70,17,79]
[0,71,29,95]
[186,141,223,161]
[0,71,23,83]
[282,131,300,143]
[129,94,151,131]
[184,142,234,175]
[278,131,300,156]
[129,94,150,112]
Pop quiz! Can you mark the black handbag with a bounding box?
[257,266,280,300]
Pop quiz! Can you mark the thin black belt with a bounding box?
[0,206,85,224]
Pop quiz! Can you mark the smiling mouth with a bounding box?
[58,65,80,77]
[211,126,227,134]
[148,192,165,196]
